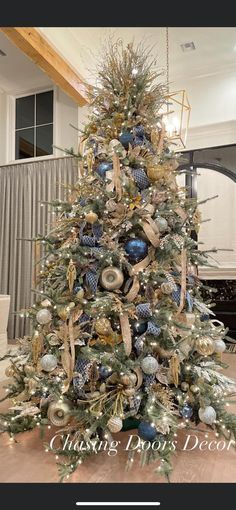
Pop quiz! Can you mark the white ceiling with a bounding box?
[0,32,52,94]
[38,27,236,86]
[1,27,236,96]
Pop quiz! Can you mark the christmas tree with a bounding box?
[1,40,236,481]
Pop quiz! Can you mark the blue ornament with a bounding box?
[138,421,157,441]
[124,238,148,262]
[133,136,144,146]
[133,125,145,138]
[180,404,193,419]
[73,283,83,294]
[99,366,112,379]
[133,321,147,335]
[200,313,209,322]
[119,131,133,149]
[96,161,113,178]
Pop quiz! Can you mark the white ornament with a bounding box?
[40,354,58,372]
[198,406,216,425]
[41,299,52,308]
[155,216,168,233]
[36,309,52,325]
[214,339,226,353]
[141,356,159,375]
[47,400,72,426]
[107,416,123,433]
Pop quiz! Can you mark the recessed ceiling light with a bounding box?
[181,42,196,52]
[0,49,6,57]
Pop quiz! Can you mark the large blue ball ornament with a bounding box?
[180,404,193,419]
[133,321,148,335]
[96,161,113,178]
[138,421,157,441]
[119,131,134,149]
[124,238,148,262]
[99,366,112,379]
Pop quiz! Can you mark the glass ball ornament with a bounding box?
[96,161,113,178]
[107,415,123,433]
[95,317,112,336]
[155,216,168,233]
[124,238,148,262]
[119,131,133,149]
[141,355,159,375]
[180,404,193,419]
[100,266,124,290]
[36,308,52,325]
[40,354,58,372]
[190,384,200,394]
[181,382,189,392]
[198,405,216,425]
[214,339,226,353]
[85,211,98,224]
[132,321,147,335]
[99,365,112,379]
[138,421,157,441]
[195,337,215,356]
[47,400,72,427]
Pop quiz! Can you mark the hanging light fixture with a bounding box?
[162,27,191,148]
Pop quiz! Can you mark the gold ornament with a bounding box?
[161,282,173,294]
[195,337,215,356]
[85,211,98,224]
[147,164,165,182]
[5,366,15,377]
[190,384,200,394]
[107,415,123,433]
[94,318,112,336]
[47,400,72,427]
[24,364,36,376]
[66,259,77,293]
[181,382,189,391]
[100,266,124,290]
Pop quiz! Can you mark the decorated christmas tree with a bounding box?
[1,40,236,481]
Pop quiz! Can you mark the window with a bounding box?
[15,90,54,160]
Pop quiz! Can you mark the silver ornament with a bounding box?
[40,354,58,372]
[36,308,52,325]
[141,355,159,375]
[47,400,72,426]
[41,299,52,308]
[198,406,216,425]
[155,216,168,232]
[100,266,124,290]
[214,339,226,353]
[107,415,123,433]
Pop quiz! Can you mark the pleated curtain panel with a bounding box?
[0,156,79,340]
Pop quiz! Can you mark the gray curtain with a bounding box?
[0,156,79,340]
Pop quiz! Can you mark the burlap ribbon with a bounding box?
[126,275,140,302]
[119,312,132,356]
[177,248,187,314]
[141,217,160,247]
[130,253,151,275]
[112,152,122,200]
[175,206,187,222]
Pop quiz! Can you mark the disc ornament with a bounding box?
[47,400,72,427]
[100,266,124,290]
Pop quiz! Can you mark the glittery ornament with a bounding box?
[107,416,123,433]
[138,421,157,441]
[147,164,164,182]
[195,337,215,356]
[40,354,58,372]
[124,238,148,262]
[100,266,124,290]
[47,400,72,426]
[36,308,52,325]
[141,355,159,374]
[155,216,168,233]
[198,406,216,425]
[95,318,112,336]
[161,282,174,294]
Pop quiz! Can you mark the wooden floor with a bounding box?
[0,353,236,483]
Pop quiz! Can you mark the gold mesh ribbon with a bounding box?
[112,152,122,200]
[177,248,187,314]
[119,312,132,356]
[126,275,140,302]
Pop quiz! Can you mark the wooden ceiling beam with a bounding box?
[1,27,89,106]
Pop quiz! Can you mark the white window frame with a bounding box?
[7,85,57,164]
